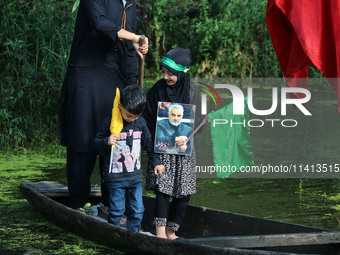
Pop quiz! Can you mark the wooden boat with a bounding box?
[20,181,340,255]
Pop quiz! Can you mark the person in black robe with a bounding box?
[143,48,201,239]
[57,0,148,210]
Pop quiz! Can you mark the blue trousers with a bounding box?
[106,178,144,232]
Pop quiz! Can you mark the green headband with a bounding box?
[161,56,189,72]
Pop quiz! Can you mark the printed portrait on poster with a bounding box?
[109,131,142,174]
[154,102,195,155]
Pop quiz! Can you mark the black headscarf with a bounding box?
[159,48,192,104]
[143,48,201,139]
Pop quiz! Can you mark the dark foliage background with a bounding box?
[0,0,320,150]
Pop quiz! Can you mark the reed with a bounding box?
[1,1,75,151]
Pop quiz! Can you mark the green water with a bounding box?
[0,154,120,254]
[47,165,340,232]
[192,178,340,231]
[2,155,339,255]
[2,81,340,254]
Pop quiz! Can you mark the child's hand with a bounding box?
[108,135,118,146]
[179,144,187,152]
[154,165,165,175]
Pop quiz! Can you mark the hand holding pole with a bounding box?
[139,35,146,88]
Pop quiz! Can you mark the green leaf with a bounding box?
[72,0,80,13]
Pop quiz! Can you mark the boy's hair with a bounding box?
[120,85,146,115]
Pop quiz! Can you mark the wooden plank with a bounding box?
[184,232,340,248]
[22,181,101,196]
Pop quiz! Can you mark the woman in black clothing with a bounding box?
[57,0,148,210]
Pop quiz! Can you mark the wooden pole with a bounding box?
[185,115,210,144]
[139,35,146,88]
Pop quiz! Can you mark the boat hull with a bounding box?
[20,181,340,255]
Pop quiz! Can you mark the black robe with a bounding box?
[57,0,138,152]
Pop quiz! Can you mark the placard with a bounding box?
[154,102,196,155]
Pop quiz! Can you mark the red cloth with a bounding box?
[266,0,340,111]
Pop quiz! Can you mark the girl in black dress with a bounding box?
[144,48,201,239]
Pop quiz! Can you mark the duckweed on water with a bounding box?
[0,152,123,255]
[2,151,340,254]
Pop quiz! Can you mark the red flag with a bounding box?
[266,0,340,111]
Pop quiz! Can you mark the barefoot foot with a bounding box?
[166,228,179,240]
